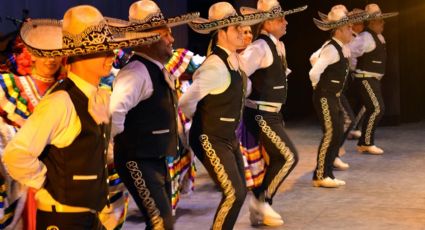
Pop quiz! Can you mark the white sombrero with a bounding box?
[20,5,160,57]
[189,2,268,35]
[240,0,307,20]
[365,3,398,20]
[313,5,369,31]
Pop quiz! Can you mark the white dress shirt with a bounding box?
[2,72,104,209]
[239,32,291,77]
[110,52,164,137]
[348,30,385,78]
[239,32,291,109]
[179,46,237,119]
[309,38,350,87]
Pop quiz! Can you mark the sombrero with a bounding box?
[189,2,268,35]
[364,3,398,20]
[240,0,307,20]
[313,5,369,31]
[20,5,160,57]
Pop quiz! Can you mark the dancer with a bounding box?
[238,0,306,226]
[110,1,199,229]
[3,5,158,229]
[349,3,398,155]
[180,2,266,229]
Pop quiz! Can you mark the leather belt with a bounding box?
[245,103,280,113]
[37,202,96,213]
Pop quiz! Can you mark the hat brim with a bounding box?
[240,5,308,19]
[314,11,369,31]
[189,12,268,35]
[367,12,399,20]
[20,19,160,57]
[124,12,200,31]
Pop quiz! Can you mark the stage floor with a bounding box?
[124,119,425,230]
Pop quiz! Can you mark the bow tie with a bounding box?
[88,88,110,125]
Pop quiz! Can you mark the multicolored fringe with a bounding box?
[238,123,267,189]
[99,167,129,230]
[165,49,194,79]
[167,149,196,215]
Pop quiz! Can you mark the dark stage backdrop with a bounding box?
[1,0,424,123]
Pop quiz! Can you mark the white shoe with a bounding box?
[312,177,340,188]
[249,196,284,226]
[333,178,346,186]
[333,157,349,170]
[357,145,384,155]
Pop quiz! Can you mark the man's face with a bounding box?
[266,16,288,39]
[150,27,175,63]
[369,19,385,34]
[337,24,354,44]
[84,52,115,78]
[33,56,62,78]
[223,24,244,50]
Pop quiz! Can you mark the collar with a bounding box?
[216,45,233,56]
[331,37,344,48]
[134,51,165,70]
[67,71,97,99]
[260,31,279,45]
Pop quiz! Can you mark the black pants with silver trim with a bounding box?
[243,107,298,204]
[354,77,385,146]
[312,90,344,180]
[114,154,173,230]
[189,131,247,230]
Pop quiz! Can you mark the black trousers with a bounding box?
[36,210,105,230]
[339,94,355,150]
[346,72,365,130]
[114,154,173,230]
[313,90,345,180]
[243,107,298,204]
[189,131,247,230]
[354,77,385,146]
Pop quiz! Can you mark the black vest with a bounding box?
[114,54,178,159]
[191,46,244,139]
[248,34,287,104]
[316,39,349,94]
[39,78,109,211]
[356,29,387,74]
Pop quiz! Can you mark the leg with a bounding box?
[251,112,298,203]
[190,133,247,230]
[357,78,385,153]
[114,155,173,230]
[312,93,344,186]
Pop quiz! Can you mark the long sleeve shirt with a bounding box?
[348,31,385,78]
[239,32,291,109]
[309,38,350,87]
[178,46,237,119]
[2,72,99,207]
[110,52,164,137]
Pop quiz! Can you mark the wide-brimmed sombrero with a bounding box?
[240,0,307,20]
[313,5,369,31]
[189,2,269,35]
[20,5,160,58]
[364,3,398,21]
[105,0,200,33]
